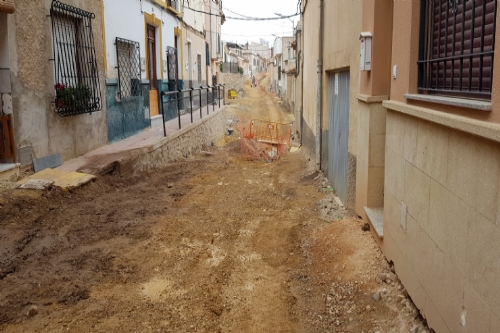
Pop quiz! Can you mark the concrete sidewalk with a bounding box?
[58,104,226,175]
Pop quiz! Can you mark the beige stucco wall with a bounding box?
[355,0,393,222]
[301,0,320,156]
[181,26,207,86]
[321,0,361,159]
[9,0,108,162]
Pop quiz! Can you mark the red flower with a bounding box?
[55,83,65,90]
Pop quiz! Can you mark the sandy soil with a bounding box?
[0,74,429,333]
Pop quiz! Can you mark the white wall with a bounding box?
[273,37,282,56]
[182,0,204,33]
[104,0,180,81]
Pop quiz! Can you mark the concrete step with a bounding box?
[0,163,20,181]
[364,207,384,238]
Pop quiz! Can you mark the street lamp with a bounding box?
[274,12,294,35]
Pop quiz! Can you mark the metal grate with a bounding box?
[50,0,102,117]
[418,0,498,99]
[197,54,202,82]
[167,46,178,93]
[116,37,141,98]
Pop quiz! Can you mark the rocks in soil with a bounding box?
[410,324,420,333]
[362,223,370,231]
[316,194,347,221]
[371,291,381,302]
[26,306,38,317]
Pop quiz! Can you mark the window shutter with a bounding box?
[426,0,497,97]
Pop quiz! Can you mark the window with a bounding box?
[418,0,498,99]
[197,54,202,82]
[51,1,102,117]
[206,42,210,66]
[278,66,281,80]
[116,38,141,98]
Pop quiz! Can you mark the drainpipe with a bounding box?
[315,0,324,169]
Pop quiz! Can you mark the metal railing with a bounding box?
[159,84,225,136]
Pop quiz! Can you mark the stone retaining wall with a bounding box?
[220,73,249,98]
[117,108,226,175]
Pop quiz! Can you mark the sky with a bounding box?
[220,0,300,46]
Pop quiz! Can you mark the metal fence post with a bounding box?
[218,85,221,108]
[212,85,215,113]
[189,87,194,123]
[206,86,210,115]
[223,85,225,105]
[199,86,203,119]
[160,91,166,137]
[177,89,182,129]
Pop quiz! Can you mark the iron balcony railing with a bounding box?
[160,84,225,136]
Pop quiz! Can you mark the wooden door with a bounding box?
[147,24,159,116]
[0,115,15,162]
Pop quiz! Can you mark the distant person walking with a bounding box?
[252,76,256,88]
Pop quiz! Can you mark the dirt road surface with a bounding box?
[0,74,429,333]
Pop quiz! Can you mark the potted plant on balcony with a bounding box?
[55,84,92,110]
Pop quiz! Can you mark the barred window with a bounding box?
[51,0,101,117]
[197,54,202,82]
[418,0,498,99]
[116,37,141,98]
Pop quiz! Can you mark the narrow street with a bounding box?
[0,78,427,333]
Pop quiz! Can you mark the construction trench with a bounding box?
[0,75,430,333]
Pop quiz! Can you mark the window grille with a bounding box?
[115,37,141,98]
[197,54,202,82]
[167,0,178,9]
[206,42,210,66]
[50,0,102,117]
[166,46,178,92]
[418,0,498,99]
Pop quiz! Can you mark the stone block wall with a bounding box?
[118,108,226,174]
[383,109,500,333]
[220,73,248,96]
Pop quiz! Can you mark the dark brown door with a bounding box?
[147,24,158,90]
[0,115,15,162]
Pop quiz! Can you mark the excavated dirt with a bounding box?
[0,75,429,333]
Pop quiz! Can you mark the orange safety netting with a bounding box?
[239,119,292,161]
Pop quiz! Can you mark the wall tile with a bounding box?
[367,166,385,207]
[432,258,465,333]
[429,179,469,275]
[404,160,431,231]
[424,293,452,333]
[446,130,476,208]
[403,114,418,165]
[369,133,386,167]
[412,219,444,301]
[474,139,500,223]
[416,120,449,186]
[491,313,500,333]
[463,281,491,333]
[386,111,404,156]
[385,147,404,202]
[369,103,387,134]
[467,210,500,319]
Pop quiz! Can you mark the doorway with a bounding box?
[147,24,159,116]
[187,42,192,87]
[327,71,350,205]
